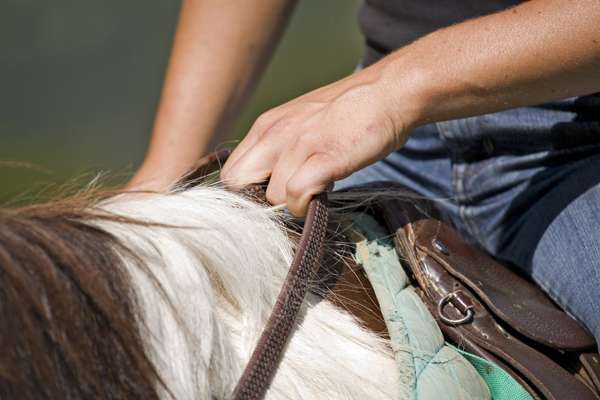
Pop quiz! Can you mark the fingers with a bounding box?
[224,127,338,216]
[266,135,313,205]
[222,109,284,178]
[220,139,275,188]
[221,118,290,188]
[222,100,322,180]
[285,153,337,216]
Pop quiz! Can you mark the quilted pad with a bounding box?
[352,213,491,400]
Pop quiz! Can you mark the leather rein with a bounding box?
[187,150,329,400]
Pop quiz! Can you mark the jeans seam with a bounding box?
[442,119,486,242]
[462,205,482,240]
[452,161,483,240]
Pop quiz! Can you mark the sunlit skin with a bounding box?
[129,0,297,190]
[131,0,600,216]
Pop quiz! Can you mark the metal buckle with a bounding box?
[437,290,475,326]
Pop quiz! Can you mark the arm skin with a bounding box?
[222,0,600,216]
[129,0,296,190]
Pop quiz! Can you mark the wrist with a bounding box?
[129,153,197,191]
[374,54,432,136]
[377,43,450,130]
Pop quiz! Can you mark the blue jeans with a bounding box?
[337,94,600,345]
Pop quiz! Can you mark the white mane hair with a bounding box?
[94,186,403,399]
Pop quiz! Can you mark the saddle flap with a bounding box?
[414,252,597,400]
[411,219,595,351]
[370,193,595,351]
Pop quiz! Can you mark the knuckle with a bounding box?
[295,132,318,148]
[265,185,284,205]
[286,179,305,199]
[251,112,277,137]
[270,117,289,131]
[262,117,290,139]
[254,112,274,128]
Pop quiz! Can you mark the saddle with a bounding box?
[342,182,600,400]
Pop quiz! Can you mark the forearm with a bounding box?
[135,0,295,187]
[382,0,600,130]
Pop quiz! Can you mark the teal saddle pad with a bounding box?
[456,349,533,400]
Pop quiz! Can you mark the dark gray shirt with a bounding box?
[359,0,522,65]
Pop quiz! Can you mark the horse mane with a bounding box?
[0,194,163,399]
[0,185,402,399]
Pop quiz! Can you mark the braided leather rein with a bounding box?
[186,150,329,400]
[232,193,328,399]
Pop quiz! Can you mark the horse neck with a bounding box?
[259,297,402,400]
[101,188,401,399]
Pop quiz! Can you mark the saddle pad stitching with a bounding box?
[371,244,419,396]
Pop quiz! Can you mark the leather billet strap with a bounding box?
[183,150,329,400]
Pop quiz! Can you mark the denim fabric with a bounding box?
[336,94,600,345]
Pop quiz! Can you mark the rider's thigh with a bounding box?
[502,167,600,345]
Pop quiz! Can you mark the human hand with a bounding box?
[221,60,422,216]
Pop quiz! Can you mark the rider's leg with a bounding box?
[482,154,600,345]
[335,123,457,218]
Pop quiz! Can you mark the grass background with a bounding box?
[0,0,363,204]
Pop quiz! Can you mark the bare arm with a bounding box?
[389,0,600,126]
[222,0,600,216]
[129,0,296,190]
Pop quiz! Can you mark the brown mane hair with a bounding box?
[0,194,163,399]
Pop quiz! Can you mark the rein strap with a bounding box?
[186,151,329,400]
[231,193,328,399]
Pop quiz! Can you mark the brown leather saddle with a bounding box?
[339,182,600,400]
[186,151,600,400]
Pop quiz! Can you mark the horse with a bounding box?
[0,183,406,399]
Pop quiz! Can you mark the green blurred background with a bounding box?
[0,0,363,203]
